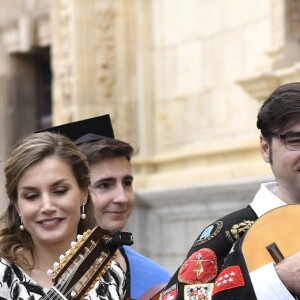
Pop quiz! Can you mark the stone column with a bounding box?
[51,0,119,124]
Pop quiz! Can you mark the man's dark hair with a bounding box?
[257,82,300,139]
[78,138,134,165]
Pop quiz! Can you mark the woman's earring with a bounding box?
[81,202,87,220]
[19,216,25,231]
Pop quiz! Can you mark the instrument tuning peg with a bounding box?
[47,269,53,276]
[71,291,77,297]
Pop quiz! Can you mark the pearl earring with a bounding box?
[81,202,87,219]
[19,216,25,231]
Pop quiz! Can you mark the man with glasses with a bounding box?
[161,82,300,300]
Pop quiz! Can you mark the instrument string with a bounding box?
[41,242,94,300]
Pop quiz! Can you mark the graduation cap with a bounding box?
[37,114,115,145]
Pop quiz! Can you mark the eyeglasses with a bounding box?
[272,132,300,151]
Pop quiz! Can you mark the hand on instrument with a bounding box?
[275,251,300,296]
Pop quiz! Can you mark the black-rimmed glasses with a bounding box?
[272,132,300,151]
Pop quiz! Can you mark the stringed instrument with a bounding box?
[242,204,300,272]
[241,204,300,299]
[41,226,133,300]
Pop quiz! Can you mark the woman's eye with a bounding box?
[24,193,39,200]
[54,187,68,194]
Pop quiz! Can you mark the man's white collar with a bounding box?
[250,182,286,217]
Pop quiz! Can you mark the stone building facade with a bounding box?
[0,0,300,273]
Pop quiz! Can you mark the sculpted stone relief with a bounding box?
[95,0,115,100]
[56,0,73,120]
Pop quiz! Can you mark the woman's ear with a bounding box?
[260,135,271,163]
[80,188,89,205]
[14,203,20,215]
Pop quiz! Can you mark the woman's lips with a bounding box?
[37,218,64,227]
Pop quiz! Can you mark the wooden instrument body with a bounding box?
[242,204,300,272]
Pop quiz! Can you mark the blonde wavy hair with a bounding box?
[0,132,96,269]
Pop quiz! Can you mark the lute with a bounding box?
[241,204,300,299]
[40,226,133,300]
[242,204,300,272]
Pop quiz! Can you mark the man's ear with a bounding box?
[260,135,271,163]
[88,187,97,203]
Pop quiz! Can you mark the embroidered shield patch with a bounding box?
[212,265,245,295]
[161,283,177,300]
[193,221,223,247]
[178,248,218,284]
[184,283,214,300]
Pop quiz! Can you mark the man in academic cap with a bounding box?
[39,114,170,299]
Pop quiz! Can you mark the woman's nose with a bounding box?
[40,195,56,213]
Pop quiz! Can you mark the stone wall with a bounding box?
[0,0,300,273]
[127,177,273,273]
[0,0,51,210]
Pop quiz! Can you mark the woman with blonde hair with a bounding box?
[0,132,127,299]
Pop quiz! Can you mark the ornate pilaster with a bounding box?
[95,0,115,101]
[51,0,118,124]
[51,0,74,122]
